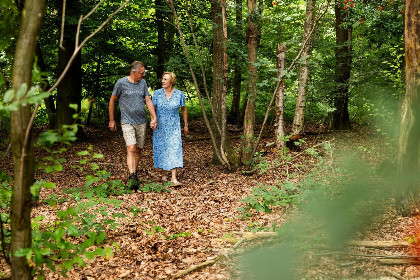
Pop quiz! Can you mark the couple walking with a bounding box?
[109,61,188,191]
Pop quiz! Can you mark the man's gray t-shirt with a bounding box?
[112,77,149,125]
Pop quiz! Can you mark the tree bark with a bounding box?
[291,0,316,136]
[228,0,243,124]
[396,0,420,216]
[55,0,84,137]
[332,0,352,130]
[10,0,46,279]
[35,43,56,128]
[275,44,286,149]
[210,0,239,167]
[86,54,101,127]
[155,0,166,86]
[241,0,259,165]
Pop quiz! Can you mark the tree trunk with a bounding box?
[35,43,56,128]
[291,0,316,136]
[275,44,286,149]
[396,0,420,216]
[55,0,84,136]
[241,0,259,165]
[228,0,243,124]
[86,54,101,127]
[332,0,352,130]
[155,0,166,86]
[10,0,46,279]
[211,0,239,166]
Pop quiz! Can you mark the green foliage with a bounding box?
[140,181,171,193]
[0,84,53,112]
[0,123,131,278]
[130,206,147,217]
[238,182,299,219]
[16,198,120,278]
[0,171,12,259]
[0,0,18,51]
[168,231,191,240]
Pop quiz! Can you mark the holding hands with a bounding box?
[150,119,158,130]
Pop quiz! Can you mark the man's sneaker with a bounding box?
[128,173,139,192]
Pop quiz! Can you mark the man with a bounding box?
[109,61,157,191]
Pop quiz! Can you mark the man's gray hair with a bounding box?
[130,61,145,72]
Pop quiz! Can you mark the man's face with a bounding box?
[134,67,146,82]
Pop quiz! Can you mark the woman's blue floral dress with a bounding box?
[152,88,186,171]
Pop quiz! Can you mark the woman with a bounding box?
[152,72,188,186]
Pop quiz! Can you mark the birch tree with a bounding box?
[291,0,317,136]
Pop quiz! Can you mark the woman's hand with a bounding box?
[183,124,189,136]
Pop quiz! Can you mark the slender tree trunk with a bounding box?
[87,54,101,127]
[332,0,352,130]
[396,0,420,216]
[211,0,239,166]
[241,0,259,165]
[10,1,46,279]
[55,0,84,137]
[291,0,316,136]
[275,44,286,149]
[228,0,243,124]
[35,43,56,128]
[155,0,166,86]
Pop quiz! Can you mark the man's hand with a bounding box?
[109,120,117,132]
[150,119,157,130]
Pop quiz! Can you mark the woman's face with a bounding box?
[162,74,171,89]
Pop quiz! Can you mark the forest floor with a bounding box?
[1,121,420,279]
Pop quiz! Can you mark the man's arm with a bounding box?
[109,95,118,131]
[145,96,157,130]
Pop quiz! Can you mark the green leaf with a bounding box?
[3,89,15,103]
[84,252,95,260]
[73,256,86,267]
[92,153,104,159]
[104,247,113,258]
[45,166,54,173]
[77,150,89,156]
[14,248,32,258]
[69,103,78,111]
[53,164,63,171]
[96,232,106,245]
[66,223,79,236]
[43,182,56,189]
[16,83,28,99]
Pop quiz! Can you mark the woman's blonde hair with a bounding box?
[163,72,177,86]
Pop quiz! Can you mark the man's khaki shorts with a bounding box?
[121,123,146,148]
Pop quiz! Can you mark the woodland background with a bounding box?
[0,0,419,279]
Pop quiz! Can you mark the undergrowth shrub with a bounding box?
[0,123,131,279]
[238,182,300,219]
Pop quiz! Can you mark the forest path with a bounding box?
[1,123,418,279]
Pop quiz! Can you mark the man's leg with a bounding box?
[122,123,143,191]
[126,144,140,191]
[127,144,138,174]
[134,146,141,172]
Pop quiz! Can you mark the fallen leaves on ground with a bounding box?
[0,122,419,279]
